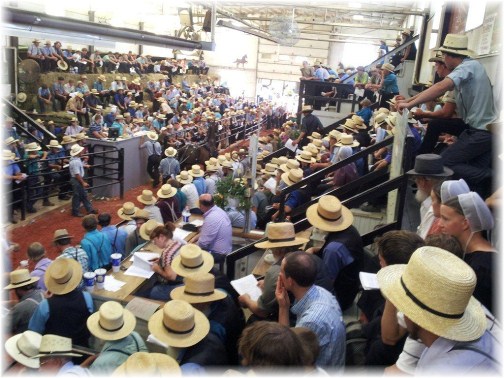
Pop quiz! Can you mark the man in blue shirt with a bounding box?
[68,144,96,217]
[80,215,112,271]
[98,213,128,259]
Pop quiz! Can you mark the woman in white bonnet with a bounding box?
[440,191,496,313]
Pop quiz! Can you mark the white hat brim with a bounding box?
[306,202,353,232]
[87,308,137,341]
[171,252,214,277]
[157,188,177,199]
[5,334,40,369]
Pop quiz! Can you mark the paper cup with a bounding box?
[111,253,122,273]
[83,272,96,292]
[94,268,107,290]
[20,260,28,268]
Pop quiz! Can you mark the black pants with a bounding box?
[418,118,469,155]
[147,154,161,186]
[379,92,398,109]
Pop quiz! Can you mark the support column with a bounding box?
[139,22,144,56]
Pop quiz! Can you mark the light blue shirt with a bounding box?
[80,230,113,271]
[291,285,346,368]
[447,57,496,130]
[140,140,162,156]
[159,156,180,179]
[198,205,233,254]
[101,225,128,258]
[225,208,257,229]
[69,156,85,178]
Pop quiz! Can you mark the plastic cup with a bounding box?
[19,260,28,268]
[94,269,107,290]
[111,253,122,273]
[83,272,96,292]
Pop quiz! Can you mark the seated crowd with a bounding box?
[3,32,500,375]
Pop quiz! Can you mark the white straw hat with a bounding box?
[171,244,214,277]
[255,222,309,249]
[5,331,42,368]
[87,301,136,341]
[170,272,227,304]
[306,195,353,232]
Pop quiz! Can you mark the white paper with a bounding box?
[231,274,262,301]
[284,138,297,152]
[125,297,161,321]
[359,272,380,290]
[263,177,277,193]
[124,252,158,278]
[174,228,192,241]
[103,275,126,292]
[190,219,204,227]
[354,88,365,97]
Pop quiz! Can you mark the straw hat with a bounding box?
[307,131,322,140]
[381,63,395,72]
[57,60,69,70]
[48,139,63,148]
[217,155,227,165]
[335,134,359,147]
[304,144,319,158]
[171,272,227,304]
[115,114,124,120]
[16,92,27,103]
[147,131,158,141]
[53,229,73,243]
[386,97,398,108]
[131,209,150,221]
[188,164,204,177]
[281,168,304,186]
[176,171,193,184]
[377,246,487,342]
[255,222,309,249]
[44,258,82,295]
[428,51,445,64]
[75,133,88,142]
[24,142,41,152]
[4,269,39,290]
[296,151,315,164]
[276,156,289,166]
[98,74,107,81]
[5,136,19,145]
[435,33,475,57]
[113,352,181,376]
[5,331,42,368]
[224,152,232,161]
[375,107,390,115]
[373,113,388,129]
[137,189,157,205]
[75,92,84,98]
[351,115,366,129]
[87,301,136,341]
[70,144,85,157]
[2,150,15,161]
[311,139,325,150]
[328,130,341,141]
[60,135,75,145]
[220,160,233,169]
[32,334,82,358]
[306,195,353,232]
[301,105,313,113]
[205,160,219,172]
[157,184,177,199]
[279,158,300,173]
[165,147,177,157]
[342,119,357,133]
[148,300,210,348]
[139,219,163,240]
[406,154,453,177]
[171,244,214,277]
[261,163,277,175]
[117,202,138,220]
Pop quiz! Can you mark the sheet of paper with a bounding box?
[103,276,126,292]
[125,297,161,321]
[231,274,262,301]
[174,227,192,241]
[190,219,204,227]
[359,272,380,290]
[354,88,365,97]
[263,177,277,193]
[129,251,159,262]
[284,138,297,152]
[124,252,157,278]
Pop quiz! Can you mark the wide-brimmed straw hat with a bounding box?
[70,144,84,157]
[279,158,300,173]
[261,163,277,175]
[335,134,359,147]
[48,139,62,149]
[17,92,27,103]
[301,105,313,113]
[44,258,82,295]
[428,51,445,64]
[176,171,193,184]
[157,184,177,199]
[296,151,315,164]
[117,202,138,220]
[148,300,210,348]
[381,63,395,72]
[4,269,39,290]
[307,131,322,140]
[435,33,475,57]
[188,164,204,177]
[87,301,136,341]
[306,195,353,232]
[131,209,150,221]
[2,150,15,161]
[351,115,366,128]
[328,130,341,140]
[171,272,227,304]
[342,119,357,133]
[57,60,69,70]
[281,168,304,186]
[74,132,87,141]
[255,222,309,249]
[139,219,163,241]
[5,331,42,368]
[406,154,453,177]
[53,229,73,243]
[377,246,487,342]
[171,244,214,277]
[113,352,181,376]
[147,131,158,141]
[165,147,177,157]
[32,334,82,358]
[137,189,157,205]
[60,135,75,145]
[24,142,41,152]
[373,113,388,129]
[276,156,289,166]
[5,136,19,145]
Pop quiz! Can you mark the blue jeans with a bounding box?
[148,283,182,301]
[70,177,93,215]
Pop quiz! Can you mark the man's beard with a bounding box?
[415,188,429,203]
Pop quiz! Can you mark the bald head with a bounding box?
[199,194,214,213]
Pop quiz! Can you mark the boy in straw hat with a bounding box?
[293,105,323,148]
[4,269,44,334]
[376,246,500,374]
[397,33,495,197]
[137,189,163,224]
[53,228,89,282]
[68,143,97,217]
[176,171,199,213]
[28,259,94,349]
[305,195,364,311]
[275,251,346,367]
[80,214,113,271]
[87,301,148,374]
[125,209,150,255]
[140,131,162,187]
[98,212,128,258]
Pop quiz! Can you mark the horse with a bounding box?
[178,143,212,171]
[233,55,248,68]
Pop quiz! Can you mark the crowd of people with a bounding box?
[3,31,500,375]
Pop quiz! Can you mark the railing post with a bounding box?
[119,148,125,199]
